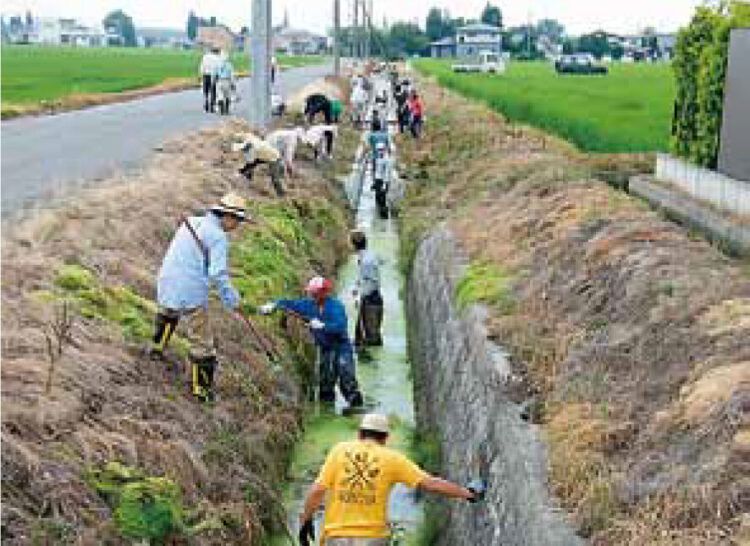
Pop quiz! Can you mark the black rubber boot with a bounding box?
[150,311,179,360]
[192,356,217,403]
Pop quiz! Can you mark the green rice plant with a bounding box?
[415,60,675,153]
[0,45,324,109]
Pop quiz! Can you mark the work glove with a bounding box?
[309,318,325,330]
[466,479,487,503]
[258,302,276,315]
[298,518,315,546]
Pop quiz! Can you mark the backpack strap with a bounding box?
[181,216,210,274]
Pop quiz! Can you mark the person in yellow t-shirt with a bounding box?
[298,413,485,546]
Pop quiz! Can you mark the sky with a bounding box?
[2,0,708,37]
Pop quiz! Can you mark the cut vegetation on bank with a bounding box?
[414,59,675,153]
[1,85,361,544]
[398,75,749,544]
[0,46,325,118]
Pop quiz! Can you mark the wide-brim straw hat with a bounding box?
[360,413,389,434]
[211,192,248,220]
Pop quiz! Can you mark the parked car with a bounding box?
[554,54,608,75]
[452,50,506,74]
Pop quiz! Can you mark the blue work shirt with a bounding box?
[157,212,240,311]
[275,297,353,354]
[368,131,390,154]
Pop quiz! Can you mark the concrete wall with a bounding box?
[630,175,750,256]
[406,226,583,546]
[656,153,750,216]
[719,28,750,182]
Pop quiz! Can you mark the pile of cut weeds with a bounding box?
[1,87,360,544]
[398,76,749,545]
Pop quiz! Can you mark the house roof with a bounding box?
[458,22,501,33]
[430,36,455,46]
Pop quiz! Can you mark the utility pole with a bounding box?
[364,0,371,59]
[353,0,359,58]
[333,0,340,75]
[251,0,272,129]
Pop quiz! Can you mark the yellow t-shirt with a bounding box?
[316,440,428,539]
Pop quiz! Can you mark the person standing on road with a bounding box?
[351,231,383,347]
[259,276,364,409]
[150,193,248,402]
[297,413,485,546]
[200,47,221,112]
[408,90,424,139]
[215,51,235,116]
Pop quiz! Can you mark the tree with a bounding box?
[480,3,502,29]
[103,10,137,47]
[536,18,564,42]
[187,11,198,41]
[426,8,444,41]
[577,32,610,59]
[388,22,429,56]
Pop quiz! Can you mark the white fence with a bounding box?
[656,153,750,216]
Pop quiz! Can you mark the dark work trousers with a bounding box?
[372,178,389,219]
[239,159,285,197]
[397,105,410,133]
[355,290,384,347]
[410,114,423,139]
[203,75,216,112]
[319,345,362,405]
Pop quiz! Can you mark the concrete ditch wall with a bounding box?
[630,174,750,256]
[406,226,582,546]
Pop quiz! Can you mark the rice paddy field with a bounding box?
[1,45,324,107]
[414,59,676,153]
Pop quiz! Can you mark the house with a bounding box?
[430,36,456,58]
[137,27,189,48]
[23,17,106,46]
[273,25,327,55]
[430,22,502,59]
[196,24,235,51]
[456,22,502,57]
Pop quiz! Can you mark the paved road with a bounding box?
[1,62,332,217]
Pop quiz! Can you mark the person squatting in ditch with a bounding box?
[351,231,383,348]
[150,193,248,402]
[233,132,286,197]
[259,276,365,409]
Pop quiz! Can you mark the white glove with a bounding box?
[309,319,325,330]
[259,302,276,315]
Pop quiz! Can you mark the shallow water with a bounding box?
[276,89,423,544]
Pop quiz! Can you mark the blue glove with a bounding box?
[466,479,487,503]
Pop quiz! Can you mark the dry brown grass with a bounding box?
[398,74,750,544]
[1,78,359,544]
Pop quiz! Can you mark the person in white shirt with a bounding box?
[303,124,338,161]
[215,51,235,115]
[199,48,221,112]
[351,230,383,347]
[265,127,305,178]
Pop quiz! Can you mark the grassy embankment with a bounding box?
[397,75,749,544]
[0,83,362,544]
[0,45,326,117]
[414,59,675,153]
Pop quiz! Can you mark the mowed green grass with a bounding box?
[1,45,325,104]
[415,59,675,152]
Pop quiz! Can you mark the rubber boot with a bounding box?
[192,356,217,403]
[270,162,285,197]
[150,312,179,360]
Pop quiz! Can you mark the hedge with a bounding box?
[671,1,750,169]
